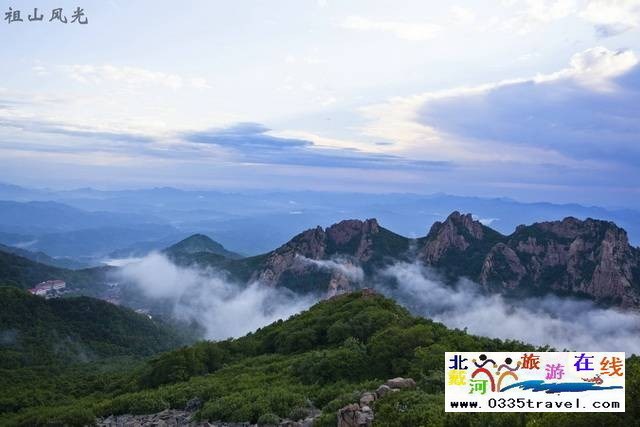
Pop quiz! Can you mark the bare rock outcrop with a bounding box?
[421,211,486,264]
[250,219,382,291]
[479,217,640,307]
[415,211,639,308]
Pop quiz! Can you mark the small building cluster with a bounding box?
[28,280,67,298]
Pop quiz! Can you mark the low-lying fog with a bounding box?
[119,254,640,354]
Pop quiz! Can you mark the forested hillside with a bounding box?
[2,290,637,426]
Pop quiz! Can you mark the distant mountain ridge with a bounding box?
[2,182,640,255]
[0,243,87,269]
[164,234,241,260]
[215,212,640,308]
[1,211,637,309]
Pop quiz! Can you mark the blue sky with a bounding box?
[1,0,640,208]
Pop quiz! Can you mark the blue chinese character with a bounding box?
[574,353,594,371]
[449,354,468,370]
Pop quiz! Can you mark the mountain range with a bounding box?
[1,211,638,310]
[159,212,640,309]
[1,211,639,425]
[2,182,640,257]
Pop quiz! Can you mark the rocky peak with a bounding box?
[421,211,487,263]
[326,218,379,245]
[519,216,625,242]
[427,211,485,240]
[251,219,382,288]
[326,218,380,261]
[285,226,327,259]
[482,216,640,307]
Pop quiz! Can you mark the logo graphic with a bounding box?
[445,352,625,412]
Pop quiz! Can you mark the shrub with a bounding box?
[257,412,280,425]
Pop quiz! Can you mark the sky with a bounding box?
[1,0,640,208]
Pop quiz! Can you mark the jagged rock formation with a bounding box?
[479,216,640,307]
[196,212,640,308]
[417,211,504,280]
[418,212,640,307]
[246,219,409,295]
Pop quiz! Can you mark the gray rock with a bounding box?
[385,377,416,390]
[375,384,392,398]
[359,391,376,406]
[355,405,373,426]
[185,397,203,412]
[337,403,360,427]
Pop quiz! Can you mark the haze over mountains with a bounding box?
[1,182,640,262]
[1,180,639,354]
[2,205,638,352]
[1,194,640,425]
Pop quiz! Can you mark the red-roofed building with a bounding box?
[29,280,66,297]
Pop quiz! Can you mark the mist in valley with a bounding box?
[119,253,640,354]
[379,262,640,354]
[119,253,317,340]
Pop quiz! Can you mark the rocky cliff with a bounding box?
[417,212,639,308]
[247,219,410,295]
[479,216,640,307]
[222,212,640,308]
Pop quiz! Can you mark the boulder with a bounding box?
[357,405,374,426]
[359,391,376,406]
[375,384,392,398]
[385,377,416,390]
[337,403,374,427]
[337,403,360,427]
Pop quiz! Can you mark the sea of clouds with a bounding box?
[119,253,640,354]
[119,253,316,340]
[379,262,640,354]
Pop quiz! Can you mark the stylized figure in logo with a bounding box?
[582,374,604,385]
[496,357,521,390]
[471,354,497,392]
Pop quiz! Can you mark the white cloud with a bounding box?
[66,64,210,90]
[120,253,316,339]
[296,255,365,282]
[580,0,640,36]
[497,0,577,34]
[341,16,441,41]
[537,46,638,90]
[357,46,637,160]
[31,65,49,76]
[381,262,640,353]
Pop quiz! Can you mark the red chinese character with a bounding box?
[520,353,540,369]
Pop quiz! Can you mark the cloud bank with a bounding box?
[183,122,451,171]
[119,253,640,353]
[119,253,316,340]
[296,255,365,282]
[415,47,640,165]
[379,262,640,354]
